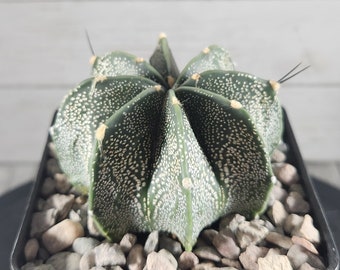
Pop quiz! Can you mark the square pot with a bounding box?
[10,109,339,270]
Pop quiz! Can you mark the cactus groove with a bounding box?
[50,33,283,251]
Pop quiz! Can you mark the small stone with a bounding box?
[293,214,320,244]
[158,249,178,268]
[178,251,199,270]
[285,191,310,214]
[72,237,100,255]
[46,252,81,270]
[212,232,240,259]
[298,262,320,270]
[192,262,216,270]
[42,219,84,254]
[127,244,146,270]
[267,185,288,206]
[144,231,159,255]
[69,209,81,223]
[239,244,268,270]
[292,236,319,254]
[227,214,246,233]
[41,177,56,198]
[30,208,58,238]
[24,238,39,261]
[48,142,57,158]
[94,243,126,267]
[236,220,269,248]
[38,247,50,261]
[201,229,219,244]
[221,258,242,269]
[35,198,46,211]
[21,262,55,270]
[287,244,325,269]
[284,214,304,234]
[79,250,96,270]
[44,194,75,220]
[290,183,306,197]
[193,246,221,262]
[54,173,72,194]
[90,267,106,270]
[265,231,292,250]
[120,233,137,253]
[159,234,183,258]
[271,149,287,163]
[46,158,62,176]
[273,163,299,185]
[145,250,177,270]
[258,253,293,270]
[268,200,288,226]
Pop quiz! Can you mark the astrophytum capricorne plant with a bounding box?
[50,33,283,250]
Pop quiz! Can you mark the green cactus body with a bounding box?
[50,34,283,251]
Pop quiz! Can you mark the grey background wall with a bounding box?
[0,1,340,195]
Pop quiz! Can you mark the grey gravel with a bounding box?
[72,237,100,255]
[46,252,81,270]
[144,231,159,255]
[30,208,58,238]
[24,238,39,261]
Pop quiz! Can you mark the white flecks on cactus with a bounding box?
[51,34,283,251]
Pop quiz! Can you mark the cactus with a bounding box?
[50,33,283,251]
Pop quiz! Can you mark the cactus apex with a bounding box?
[269,80,281,92]
[159,32,167,39]
[167,75,175,88]
[230,100,243,109]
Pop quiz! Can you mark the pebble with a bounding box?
[54,173,72,194]
[284,214,304,234]
[24,238,39,261]
[159,234,183,258]
[46,158,62,176]
[220,258,242,269]
[94,243,126,267]
[268,200,288,226]
[285,191,310,214]
[265,231,292,250]
[268,185,288,206]
[212,232,240,259]
[293,214,320,244]
[126,244,146,270]
[287,244,325,269]
[119,233,137,253]
[258,253,293,270]
[145,250,177,270]
[239,244,268,270]
[201,229,219,244]
[30,208,58,238]
[46,252,81,270]
[43,193,75,220]
[72,237,100,255]
[79,250,96,270]
[193,246,221,262]
[271,149,287,163]
[292,236,319,254]
[273,163,299,185]
[192,262,215,270]
[42,219,84,254]
[38,247,50,261]
[178,251,199,270]
[290,183,306,197]
[227,214,246,233]
[21,262,55,270]
[235,220,269,248]
[40,178,56,198]
[298,262,321,270]
[144,231,159,255]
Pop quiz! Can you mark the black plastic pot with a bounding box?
[10,110,339,270]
